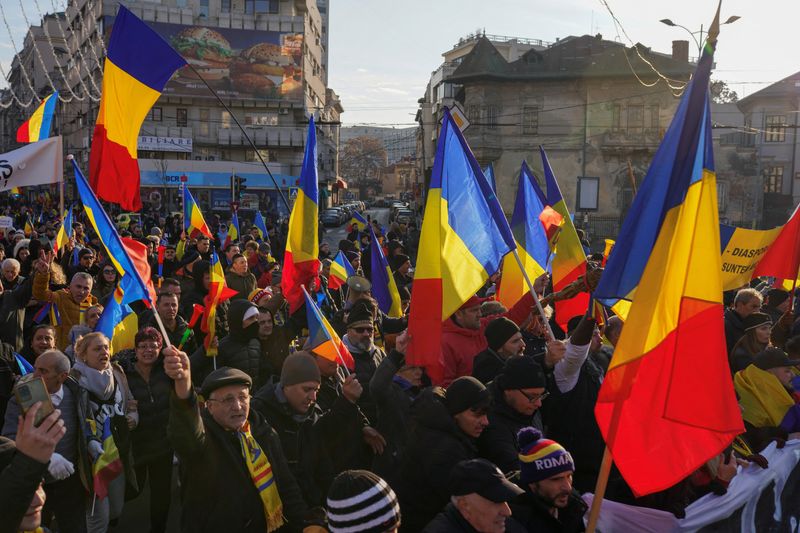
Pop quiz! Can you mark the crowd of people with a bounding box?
[0,195,799,533]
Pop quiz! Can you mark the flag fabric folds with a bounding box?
[496,161,549,310]
[302,287,355,370]
[89,5,187,211]
[753,204,800,283]
[593,16,744,497]
[225,212,240,248]
[74,160,154,306]
[406,108,515,383]
[349,211,367,232]
[183,186,212,239]
[282,117,320,313]
[202,249,238,356]
[16,91,58,143]
[95,285,138,354]
[14,353,33,375]
[329,251,355,291]
[540,147,589,330]
[369,227,403,318]
[24,217,34,237]
[484,163,497,193]
[718,223,783,291]
[0,137,63,192]
[92,417,123,500]
[254,211,269,243]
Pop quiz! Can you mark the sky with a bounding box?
[0,0,796,127]
[327,0,800,126]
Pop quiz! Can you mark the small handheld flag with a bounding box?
[183,186,212,239]
[17,91,58,143]
[254,211,269,243]
[302,286,355,370]
[328,251,355,291]
[349,211,367,232]
[14,353,33,375]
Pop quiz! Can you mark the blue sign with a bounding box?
[140,169,299,189]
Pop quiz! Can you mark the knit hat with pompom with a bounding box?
[517,427,574,484]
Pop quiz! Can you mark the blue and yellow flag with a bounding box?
[95,285,138,354]
[484,163,497,193]
[329,251,355,291]
[254,211,269,243]
[369,227,402,318]
[53,206,74,256]
[349,211,367,232]
[302,286,355,369]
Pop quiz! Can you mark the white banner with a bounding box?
[137,136,192,153]
[0,136,62,192]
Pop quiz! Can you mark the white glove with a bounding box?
[88,440,103,460]
[48,452,75,481]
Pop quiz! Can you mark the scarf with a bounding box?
[237,421,284,532]
[734,365,794,428]
[74,359,115,401]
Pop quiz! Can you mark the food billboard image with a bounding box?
[104,17,303,101]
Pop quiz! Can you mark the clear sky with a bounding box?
[0,0,795,127]
[328,0,799,126]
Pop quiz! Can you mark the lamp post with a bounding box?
[659,15,741,55]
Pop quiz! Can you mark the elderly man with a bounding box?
[725,287,764,352]
[33,251,98,350]
[423,459,525,533]
[3,350,90,533]
[1,258,23,291]
[163,349,315,533]
[510,428,587,532]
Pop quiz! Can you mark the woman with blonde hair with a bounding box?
[72,332,138,533]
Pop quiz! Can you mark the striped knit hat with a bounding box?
[518,427,575,484]
[326,470,401,533]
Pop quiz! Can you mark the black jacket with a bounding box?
[395,387,479,533]
[120,353,173,465]
[0,343,17,422]
[168,391,310,533]
[509,490,587,533]
[471,348,507,385]
[422,502,526,533]
[0,437,48,533]
[342,337,386,425]
[724,308,747,354]
[215,300,272,389]
[316,369,371,473]
[478,381,543,474]
[0,276,33,351]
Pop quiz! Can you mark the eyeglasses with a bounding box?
[353,327,374,334]
[207,393,250,408]
[518,390,549,403]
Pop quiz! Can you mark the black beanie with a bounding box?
[767,289,790,309]
[496,356,546,390]
[347,299,376,329]
[326,470,401,533]
[446,376,490,415]
[485,317,520,351]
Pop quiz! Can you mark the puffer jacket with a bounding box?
[32,269,98,350]
[394,387,479,533]
[216,300,270,388]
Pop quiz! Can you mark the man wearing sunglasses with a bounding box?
[478,356,550,474]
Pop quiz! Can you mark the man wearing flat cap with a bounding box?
[422,458,525,533]
[164,346,319,532]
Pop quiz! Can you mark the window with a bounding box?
[486,105,499,129]
[221,111,232,129]
[198,0,209,18]
[148,107,162,122]
[245,112,278,126]
[199,108,209,136]
[627,104,644,133]
[245,0,276,13]
[765,115,786,142]
[246,149,272,162]
[220,0,231,12]
[176,0,187,6]
[176,108,188,127]
[522,106,539,135]
[765,166,784,193]
[717,180,728,211]
[611,104,622,132]
[648,104,659,131]
[466,105,480,123]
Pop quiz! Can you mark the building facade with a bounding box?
[0,0,342,217]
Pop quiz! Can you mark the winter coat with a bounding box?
[0,275,33,351]
[215,300,271,389]
[471,348,508,385]
[394,387,479,533]
[509,490,587,533]
[724,308,747,353]
[441,292,535,387]
[225,269,257,301]
[0,341,18,421]
[33,270,98,350]
[168,390,310,533]
[120,353,173,465]
[422,503,526,533]
[316,369,371,473]
[342,335,386,425]
[478,381,544,474]
[0,436,49,533]
[369,349,420,482]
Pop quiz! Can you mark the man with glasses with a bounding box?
[478,355,554,474]
[163,350,317,532]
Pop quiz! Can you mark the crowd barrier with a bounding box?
[582,440,800,532]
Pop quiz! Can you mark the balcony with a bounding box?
[217,126,305,147]
[600,129,663,154]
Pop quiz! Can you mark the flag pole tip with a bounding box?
[66,154,74,160]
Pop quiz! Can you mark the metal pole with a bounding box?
[511,249,555,340]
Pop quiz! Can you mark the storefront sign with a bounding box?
[137,136,193,153]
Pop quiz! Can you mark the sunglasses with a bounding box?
[353,327,374,334]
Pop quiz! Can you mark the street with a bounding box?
[322,207,390,251]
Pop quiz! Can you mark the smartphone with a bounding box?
[14,377,54,427]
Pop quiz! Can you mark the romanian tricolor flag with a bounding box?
[369,227,403,318]
[16,91,58,143]
[540,147,589,330]
[254,211,269,243]
[349,211,367,232]
[496,161,549,311]
[74,160,155,306]
[89,6,186,211]
[95,285,138,354]
[33,302,61,326]
[593,9,743,497]
[24,216,34,237]
[224,212,240,248]
[282,117,320,313]
[302,286,355,369]
[183,186,212,239]
[202,249,238,356]
[53,206,73,256]
[406,108,515,383]
[329,250,354,291]
[92,417,123,500]
[753,203,800,289]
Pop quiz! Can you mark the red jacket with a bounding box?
[439,292,535,387]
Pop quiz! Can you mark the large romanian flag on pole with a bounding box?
[593,7,743,497]
[496,161,549,310]
[540,147,589,330]
[282,117,320,313]
[406,108,515,383]
[89,5,187,211]
[16,91,58,143]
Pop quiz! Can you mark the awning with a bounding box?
[336,178,348,189]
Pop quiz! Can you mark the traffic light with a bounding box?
[237,176,247,195]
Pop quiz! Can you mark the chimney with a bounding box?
[672,40,689,63]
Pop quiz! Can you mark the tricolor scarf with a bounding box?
[237,421,284,532]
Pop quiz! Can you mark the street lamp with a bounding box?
[660,16,741,55]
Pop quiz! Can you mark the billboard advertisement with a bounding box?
[104,17,303,102]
